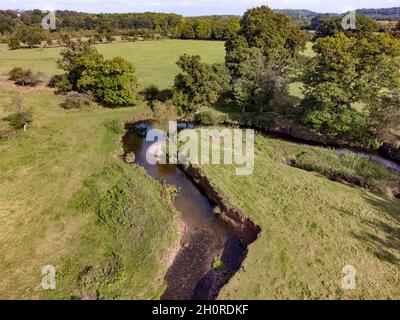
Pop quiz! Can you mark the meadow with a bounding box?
[0,40,226,89]
[0,39,225,298]
[196,133,400,299]
[0,39,399,299]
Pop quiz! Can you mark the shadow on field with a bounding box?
[351,194,400,265]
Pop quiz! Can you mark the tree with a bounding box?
[254,70,291,113]
[228,46,266,112]
[314,14,378,39]
[7,37,20,50]
[235,6,307,68]
[172,54,225,115]
[300,33,400,145]
[57,41,139,107]
[14,25,46,48]
[5,94,33,132]
[8,67,43,87]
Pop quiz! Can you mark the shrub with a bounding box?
[8,37,20,50]
[6,110,33,130]
[8,67,43,87]
[61,91,94,110]
[195,110,227,125]
[48,74,73,92]
[4,94,33,131]
[105,119,125,134]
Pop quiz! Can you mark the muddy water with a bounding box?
[122,122,247,300]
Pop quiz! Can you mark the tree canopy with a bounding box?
[172,54,228,115]
[57,41,139,107]
[300,33,400,144]
[314,14,379,39]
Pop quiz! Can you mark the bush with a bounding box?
[6,110,33,130]
[4,94,33,131]
[104,119,124,134]
[48,74,72,92]
[61,91,94,110]
[195,110,227,125]
[8,67,43,87]
[8,37,20,50]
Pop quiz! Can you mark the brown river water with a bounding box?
[122,122,249,300]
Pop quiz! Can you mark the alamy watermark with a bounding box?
[41,265,56,290]
[145,121,255,176]
[41,7,56,30]
[341,11,357,30]
[341,265,356,290]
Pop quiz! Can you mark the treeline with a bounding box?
[0,10,240,40]
[356,7,400,20]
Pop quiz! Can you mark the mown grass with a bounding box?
[0,40,225,89]
[0,82,179,299]
[193,132,400,299]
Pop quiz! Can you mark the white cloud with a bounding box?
[0,0,399,15]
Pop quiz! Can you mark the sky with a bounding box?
[0,0,399,16]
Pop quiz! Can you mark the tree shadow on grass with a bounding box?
[351,194,400,265]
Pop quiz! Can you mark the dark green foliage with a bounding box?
[300,33,400,145]
[11,25,46,48]
[0,10,240,42]
[314,14,378,39]
[57,41,139,107]
[232,6,308,69]
[172,54,226,115]
[7,37,20,50]
[8,67,43,87]
[225,6,306,112]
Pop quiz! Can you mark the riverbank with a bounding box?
[193,132,400,299]
[122,121,260,300]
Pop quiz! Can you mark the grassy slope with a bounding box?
[0,83,179,299]
[0,40,225,89]
[195,133,400,299]
[0,40,225,299]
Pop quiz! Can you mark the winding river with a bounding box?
[122,122,256,300]
[122,121,399,300]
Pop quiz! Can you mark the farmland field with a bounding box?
[0,39,399,300]
[0,40,226,89]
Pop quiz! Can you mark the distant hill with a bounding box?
[274,7,400,22]
[272,9,319,20]
[356,7,400,20]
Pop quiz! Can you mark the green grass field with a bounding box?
[1,40,399,300]
[194,132,400,299]
[0,40,225,89]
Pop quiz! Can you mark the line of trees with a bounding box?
[0,10,240,41]
[171,6,400,147]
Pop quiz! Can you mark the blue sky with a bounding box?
[1,0,399,16]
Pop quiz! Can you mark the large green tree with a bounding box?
[172,54,227,115]
[225,6,307,112]
[234,6,308,68]
[300,33,400,144]
[314,14,378,39]
[58,41,139,107]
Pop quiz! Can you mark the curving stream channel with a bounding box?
[122,121,399,300]
[122,122,258,300]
